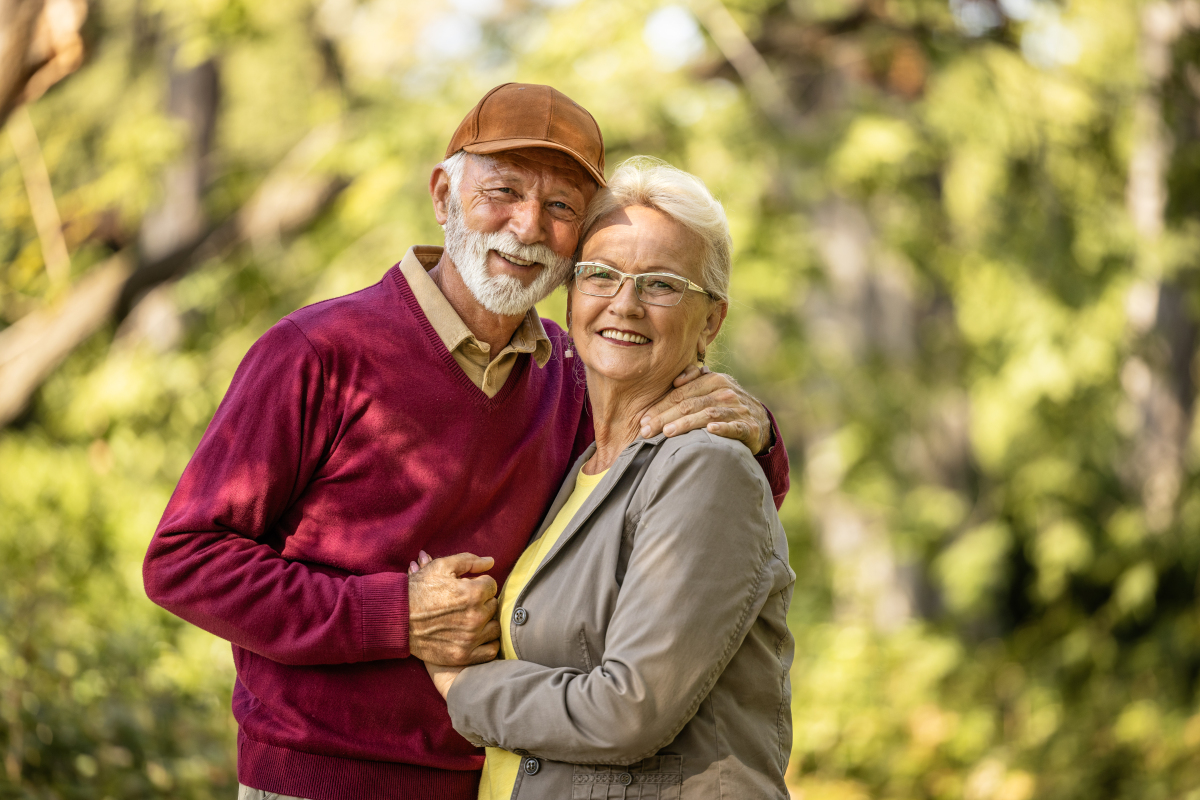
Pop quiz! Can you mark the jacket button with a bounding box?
[523,757,540,775]
[513,607,529,625]
[618,772,632,786]
[513,748,529,756]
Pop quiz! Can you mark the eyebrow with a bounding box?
[483,166,587,203]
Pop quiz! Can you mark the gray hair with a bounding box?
[440,151,494,201]
[581,156,731,303]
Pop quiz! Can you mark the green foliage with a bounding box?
[4,0,1200,797]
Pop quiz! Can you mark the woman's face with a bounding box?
[569,205,727,396]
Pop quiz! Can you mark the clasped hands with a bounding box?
[411,368,771,698]
[408,550,492,699]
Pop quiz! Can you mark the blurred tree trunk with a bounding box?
[1123,1,1196,532]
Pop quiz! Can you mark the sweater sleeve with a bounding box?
[445,437,782,763]
[143,319,409,665]
[754,405,790,511]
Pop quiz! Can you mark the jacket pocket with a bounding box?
[571,755,683,799]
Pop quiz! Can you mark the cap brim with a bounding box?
[462,138,607,187]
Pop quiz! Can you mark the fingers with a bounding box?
[437,552,496,578]
[703,420,756,448]
[467,573,499,602]
[643,384,743,439]
[662,406,748,439]
[467,638,501,665]
[408,549,436,575]
[476,617,501,645]
[481,596,498,622]
[671,363,705,387]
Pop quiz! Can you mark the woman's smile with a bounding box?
[598,328,651,345]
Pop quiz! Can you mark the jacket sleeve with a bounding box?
[445,436,783,764]
[142,319,409,665]
[754,405,790,510]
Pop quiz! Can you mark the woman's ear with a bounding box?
[699,300,728,352]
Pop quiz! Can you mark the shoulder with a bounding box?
[642,429,768,504]
[285,276,393,339]
[655,428,760,473]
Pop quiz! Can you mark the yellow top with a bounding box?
[477,466,608,800]
[398,247,553,397]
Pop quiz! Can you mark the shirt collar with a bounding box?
[397,246,553,368]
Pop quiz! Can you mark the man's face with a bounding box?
[439,149,598,316]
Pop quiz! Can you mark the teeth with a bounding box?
[499,252,535,266]
[601,330,650,344]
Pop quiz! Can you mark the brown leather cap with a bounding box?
[445,83,606,187]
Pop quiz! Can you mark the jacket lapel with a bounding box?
[519,434,665,596]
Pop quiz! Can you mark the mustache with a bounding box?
[479,231,572,272]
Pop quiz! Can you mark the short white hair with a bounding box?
[441,150,494,199]
[581,156,731,303]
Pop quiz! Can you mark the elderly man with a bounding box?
[143,83,789,800]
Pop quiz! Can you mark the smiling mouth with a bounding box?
[600,329,651,344]
[494,251,538,268]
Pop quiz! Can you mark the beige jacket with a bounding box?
[446,430,796,799]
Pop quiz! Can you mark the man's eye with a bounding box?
[496,187,514,194]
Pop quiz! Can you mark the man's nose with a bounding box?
[507,199,545,244]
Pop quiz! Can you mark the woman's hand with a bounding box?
[426,660,466,700]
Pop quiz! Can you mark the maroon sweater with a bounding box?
[143,263,790,800]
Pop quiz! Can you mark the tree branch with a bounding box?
[0,0,87,129]
[0,125,348,428]
[689,0,802,130]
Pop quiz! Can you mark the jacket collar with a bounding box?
[518,435,666,596]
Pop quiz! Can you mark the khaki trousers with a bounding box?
[237,784,311,800]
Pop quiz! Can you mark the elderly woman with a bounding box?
[423,157,795,799]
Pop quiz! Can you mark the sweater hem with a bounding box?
[238,731,481,800]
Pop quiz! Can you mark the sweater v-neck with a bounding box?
[390,265,532,410]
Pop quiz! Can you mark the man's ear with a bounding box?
[430,166,452,226]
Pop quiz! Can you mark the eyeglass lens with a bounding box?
[577,264,688,306]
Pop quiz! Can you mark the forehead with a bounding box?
[581,205,705,280]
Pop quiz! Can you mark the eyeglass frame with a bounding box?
[572,262,713,307]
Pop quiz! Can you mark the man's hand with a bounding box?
[408,552,500,666]
[639,366,773,454]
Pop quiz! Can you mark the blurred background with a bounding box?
[2,0,1200,796]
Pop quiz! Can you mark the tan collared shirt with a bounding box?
[398,246,553,398]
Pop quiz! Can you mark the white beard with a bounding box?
[442,199,575,317]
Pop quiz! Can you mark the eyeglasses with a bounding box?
[573,262,712,307]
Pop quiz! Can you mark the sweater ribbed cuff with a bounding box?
[360,571,410,660]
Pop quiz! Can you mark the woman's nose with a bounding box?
[608,277,645,317]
